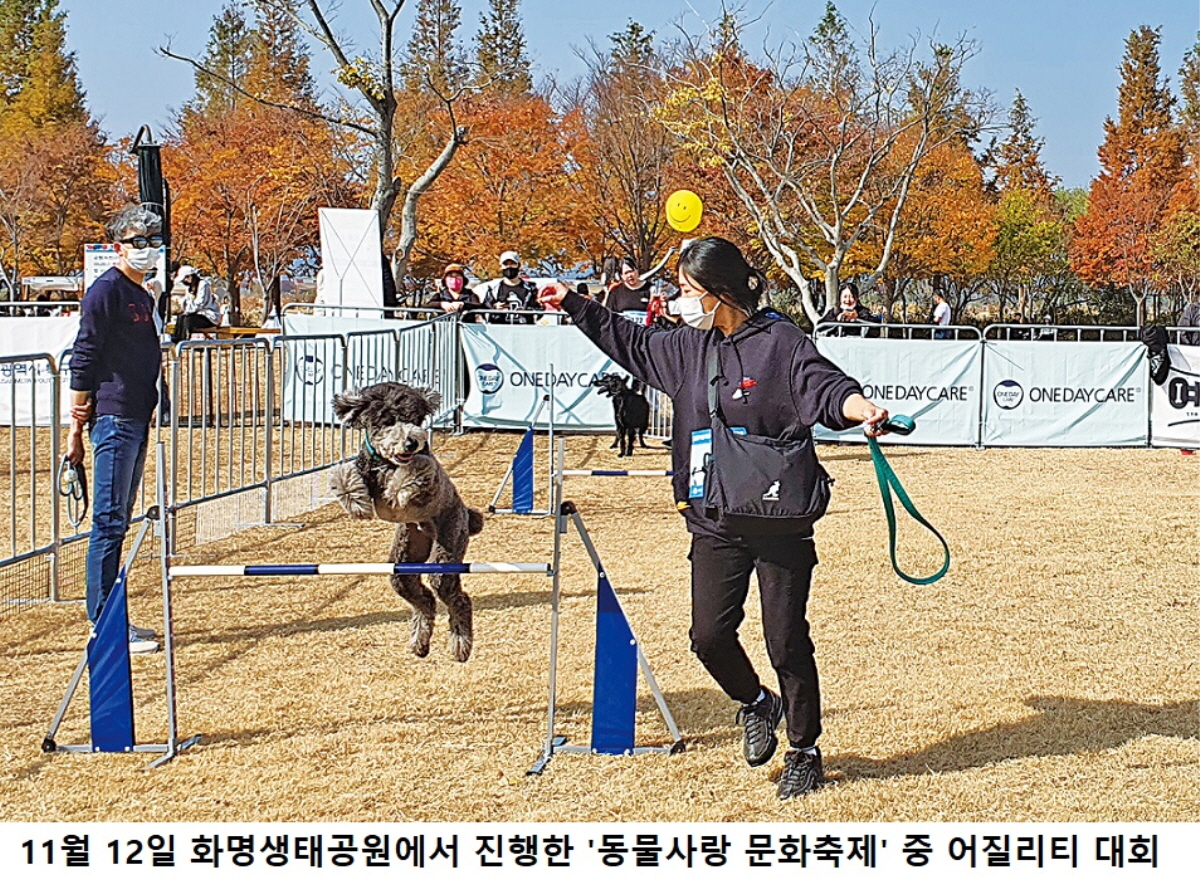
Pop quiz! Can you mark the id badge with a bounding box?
[689,426,746,499]
[688,429,712,499]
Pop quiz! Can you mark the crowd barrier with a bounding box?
[4,315,1198,616]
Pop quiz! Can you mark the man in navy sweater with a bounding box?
[65,206,165,654]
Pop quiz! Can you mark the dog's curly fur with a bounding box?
[329,382,484,661]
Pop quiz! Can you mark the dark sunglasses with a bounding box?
[119,235,164,249]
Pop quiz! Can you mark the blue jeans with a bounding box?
[85,416,149,623]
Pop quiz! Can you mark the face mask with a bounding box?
[501,266,520,280]
[445,275,464,293]
[123,246,158,272]
[677,295,716,330]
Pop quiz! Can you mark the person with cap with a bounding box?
[479,250,541,325]
[170,265,220,342]
[426,263,483,322]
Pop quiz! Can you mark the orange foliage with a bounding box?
[406,93,580,276]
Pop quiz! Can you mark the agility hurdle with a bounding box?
[44,444,201,768]
[488,392,555,516]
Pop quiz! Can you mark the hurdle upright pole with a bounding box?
[531,437,569,775]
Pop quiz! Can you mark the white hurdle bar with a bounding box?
[559,470,673,477]
[171,563,551,577]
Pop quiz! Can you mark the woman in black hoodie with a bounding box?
[541,237,887,800]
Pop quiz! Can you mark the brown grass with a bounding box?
[1,433,1197,822]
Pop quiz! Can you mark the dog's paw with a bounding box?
[449,629,473,663]
[330,464,374,519]
[409,613,433,658]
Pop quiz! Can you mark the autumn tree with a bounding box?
[0,0,113,282]
[166,2,356,322]
[1071,25,1185,325]
[400,0,467,95]
[475,0,531,97]
[878,138,996,323]
[658,4,988,324]
[163,0,467,281]
[979,91,1075,322]
[564,21,683,275]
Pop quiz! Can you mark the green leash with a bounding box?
[866,416,950,585]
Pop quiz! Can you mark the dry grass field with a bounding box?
[1,432,1197,823]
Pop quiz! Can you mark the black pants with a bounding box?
[172,313,217,343]
[689,531,821,749]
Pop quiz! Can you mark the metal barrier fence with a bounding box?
[5,317,1195,615]
[1,353,61,610]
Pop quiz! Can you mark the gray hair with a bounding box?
[107,205,162,242]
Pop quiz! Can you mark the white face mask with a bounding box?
[677,294,716,330]
[122,246,158,272]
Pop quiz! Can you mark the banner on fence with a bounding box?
[283,313,420,338]
[0,317,78,425]
[279,335,346,426]
[1150,344,1200,448]
[812,337,983,445]
[981,341,1146,446]
[460,324,622,429]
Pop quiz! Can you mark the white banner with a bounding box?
[982,341,1147,446]
[461,325,623,429]
[0,316,80,425]
[278,335,346,426]
[1150,344,1200,448]
[316,209,383,311]
[283,313,420,338]
[813,337,983,445]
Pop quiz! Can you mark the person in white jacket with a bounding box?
[171,265,220,342]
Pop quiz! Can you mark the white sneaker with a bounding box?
[128,633,160,655]
[129,623,158,640]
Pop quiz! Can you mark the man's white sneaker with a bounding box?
[129,623,158,640]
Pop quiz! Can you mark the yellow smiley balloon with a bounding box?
[666,189,704,233]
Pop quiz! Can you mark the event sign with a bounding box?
[0,316,79,425]
[1150,344,1200,448]
[812,337,983,445]
[315,209,383,312]
[981,341,1146,446]
[461,324,623,429]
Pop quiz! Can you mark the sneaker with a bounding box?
[735,689,785,767]
[129,623,158,640]
[777,748,824,800]
[128,633,160,655]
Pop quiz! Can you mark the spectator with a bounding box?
[171,266,220,342]
[1180,297,1200,346]
[818,283,880,336]
[65,205,164,654]
[479,250,540,325]
[141,269,172,425]
[426,263,482,322]
[605,257,654,317]
[932,291,951,339]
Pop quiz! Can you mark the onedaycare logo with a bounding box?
[294,353,324,386]
[862,383,971,402]
[476,364,504,394]
[993,380,1024,409]
[993,379,1139,408]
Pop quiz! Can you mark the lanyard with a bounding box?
[866,421,950,585]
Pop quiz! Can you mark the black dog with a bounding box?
[592,373,650,457]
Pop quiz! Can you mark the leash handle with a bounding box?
[866,425,950,586]
[58,457,89,530]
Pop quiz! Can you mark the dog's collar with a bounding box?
[362,433,388,465]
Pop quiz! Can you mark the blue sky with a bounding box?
[59,0,1198,190]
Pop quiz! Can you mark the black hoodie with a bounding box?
[561,292,862,537]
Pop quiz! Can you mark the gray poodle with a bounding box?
[329,382,484,661]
